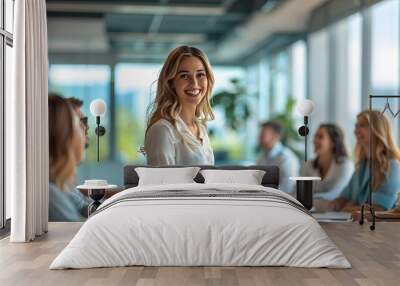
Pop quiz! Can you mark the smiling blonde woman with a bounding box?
[145,46,215,166]
[331,110,400,211]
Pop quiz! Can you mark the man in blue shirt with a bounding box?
[256,121,300,194]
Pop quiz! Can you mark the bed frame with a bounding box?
[123,165,280,189]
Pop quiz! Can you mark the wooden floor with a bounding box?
[0,222,399,286]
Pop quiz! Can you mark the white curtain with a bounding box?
[7,0,49,242]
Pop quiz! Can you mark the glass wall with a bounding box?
[347,14,362,123]
[208,66,246,164]
[243,0,400,165]
[304,0,399,157]
[370,0,400,141]
[332,13,362,152]
[49,65,111,161]
[308,28,330,138]
[370,0,399,94]
[258,58,270,122]
[270,51,290,113]
[305,12,363,155]
[115,64,161,163]
[258,42,307,117]
[290,40,306,104]
[234,0,400,183]
[243,40,308,163]
[242,63,260,163]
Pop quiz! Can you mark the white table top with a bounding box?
[289,176,321,181]
[76,184,118,190]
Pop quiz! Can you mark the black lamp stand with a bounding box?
[298,116,309,162]
[296,116,313,210]
[95,116,106,162]
[88,189,106,216]
[296,180,313,210]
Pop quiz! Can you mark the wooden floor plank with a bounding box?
[0,222,399,286]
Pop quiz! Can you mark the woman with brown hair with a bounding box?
[145,45,215,165]
[330,110,400,212]
[49,94,89,221]
[301,124,354,210]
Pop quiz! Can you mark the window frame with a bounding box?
[1,0,14,231]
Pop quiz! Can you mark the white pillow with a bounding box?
[135,167,200,186]
[200,169,266,185]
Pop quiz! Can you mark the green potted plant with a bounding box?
[211,78,252,130]
[210,78,253,163]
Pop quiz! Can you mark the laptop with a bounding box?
[312,212,352,222]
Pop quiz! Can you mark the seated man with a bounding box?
[256,121,299,194]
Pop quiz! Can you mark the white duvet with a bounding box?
[50,183,351,269]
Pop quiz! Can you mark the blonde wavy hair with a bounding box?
[49,95,80,191]
[355,110,400,190]
[146,46,215,133]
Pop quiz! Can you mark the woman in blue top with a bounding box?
[49,95,90,221]
[330,110,400,212]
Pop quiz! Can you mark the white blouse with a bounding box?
[144,117,214,166]
[301,158,354,201]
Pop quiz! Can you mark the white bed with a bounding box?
[50,183,351,269]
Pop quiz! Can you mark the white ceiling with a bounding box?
[48,18,109,52]
[214,0,327,62]
[47,0,328,63]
